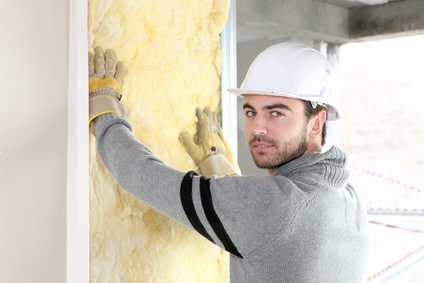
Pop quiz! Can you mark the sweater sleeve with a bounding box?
[94,114,306,257]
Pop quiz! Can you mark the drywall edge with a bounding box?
[221,0,238,158]
[67,0,89,282]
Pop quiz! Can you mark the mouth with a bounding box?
[251,142,274,150]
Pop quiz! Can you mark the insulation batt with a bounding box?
[88,0,231,282]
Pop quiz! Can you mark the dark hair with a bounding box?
[303,102,327,146]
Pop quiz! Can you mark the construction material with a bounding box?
[88,0,231,282]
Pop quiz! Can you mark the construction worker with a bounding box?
[88,42,369,282]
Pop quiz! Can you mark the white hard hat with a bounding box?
[229,42,339,120]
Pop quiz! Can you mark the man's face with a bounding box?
[243,95,310,169]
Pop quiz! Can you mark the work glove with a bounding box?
[179,107,241,177]
[89,47,127,124]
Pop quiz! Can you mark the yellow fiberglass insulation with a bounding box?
[88,0,231,282]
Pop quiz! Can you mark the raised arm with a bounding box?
[89,48,306,258]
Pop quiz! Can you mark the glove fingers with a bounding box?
[179,131,202,163]
[204,107,221,133]
[115,61,127,85]
[94,47,106,77]
[196,107,211,144]
[203,106,212,119]
[104,49,117,78]
[204,107,215,130]
[88,52,95,77]
[210,109,220,133]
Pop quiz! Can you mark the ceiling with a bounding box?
[318,0,395,8]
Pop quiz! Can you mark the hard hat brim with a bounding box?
[228,88,322,100]
[227,88,340,121]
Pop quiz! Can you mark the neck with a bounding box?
[306,142,322,154]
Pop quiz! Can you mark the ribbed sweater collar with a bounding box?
[274,146,349,188]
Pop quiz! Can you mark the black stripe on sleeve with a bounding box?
[180,171,215,243]
[199,177,243,258]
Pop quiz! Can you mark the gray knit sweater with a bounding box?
[94,114,369,283]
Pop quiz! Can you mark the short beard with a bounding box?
[250,127,309,170]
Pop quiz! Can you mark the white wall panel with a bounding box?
[0,0,69,282]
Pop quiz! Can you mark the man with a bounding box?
[89,42,369,282]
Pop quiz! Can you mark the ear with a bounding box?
[308,110,327,138]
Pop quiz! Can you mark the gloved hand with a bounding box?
[179,107,241,177]
[89,47,128,124]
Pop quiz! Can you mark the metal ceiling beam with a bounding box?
[350,0,424,40]
[238,0,350,44]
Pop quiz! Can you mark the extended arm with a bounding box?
[94,114,305,257]
[89,48,306,258]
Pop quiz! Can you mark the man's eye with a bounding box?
[270,111,282,117]
[244,110,255,118]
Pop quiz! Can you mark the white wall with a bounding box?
[0,0,69,282]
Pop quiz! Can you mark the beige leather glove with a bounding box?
[179,107,241,177]
[89,47,128,124]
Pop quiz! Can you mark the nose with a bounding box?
[253,127,267,136]
[248,116,268,136]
